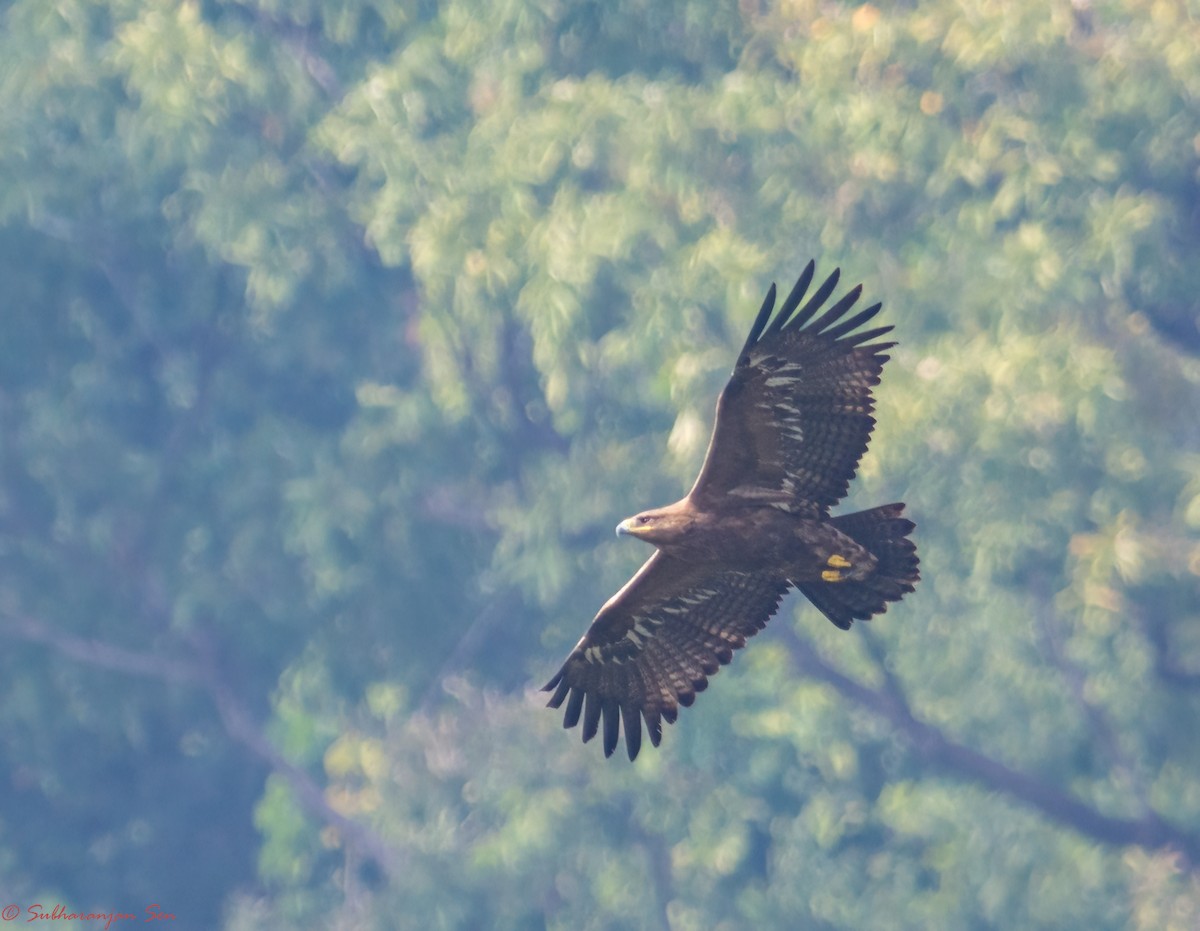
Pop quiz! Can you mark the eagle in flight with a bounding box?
[543,261,919,760]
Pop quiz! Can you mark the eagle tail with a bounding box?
[797,503,919,630]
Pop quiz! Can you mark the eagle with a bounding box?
[543,261,919,760]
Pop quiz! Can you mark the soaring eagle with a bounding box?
[543,261,919,760]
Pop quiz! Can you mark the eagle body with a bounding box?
[544,262,919,760]
[616,498,876,580]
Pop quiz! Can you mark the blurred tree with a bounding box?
[1,0,1198,929]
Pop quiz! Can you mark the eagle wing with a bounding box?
[687,261,896,515]
[543,552,789,760]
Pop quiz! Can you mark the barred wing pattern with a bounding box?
[688,262,896,515]
[543,552,789,760]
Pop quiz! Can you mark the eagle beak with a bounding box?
[615,518,634,537]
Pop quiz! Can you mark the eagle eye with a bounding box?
[637,515,653,525]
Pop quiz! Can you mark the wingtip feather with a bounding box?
[739,282,777,357]
[544,671,569,706]
[582,690,601,743]
[808,282,862,335]
[767,260,817,334]
[563,687,584,728]
[602,700,620,758]
[622,704,642,760]
[787,267,842,331]
[644,708,663,748]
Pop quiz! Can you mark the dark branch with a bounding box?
[208,676,404,876]
[1140,605,1200,691]
[631,816,675,931]
[1031,592,1154,815]
[782,627,1200,863]
[0,611,404,878]
[0,613,203,683]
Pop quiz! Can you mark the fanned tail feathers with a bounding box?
[797,503,918,630]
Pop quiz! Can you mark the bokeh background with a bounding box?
[2,0,1199,928]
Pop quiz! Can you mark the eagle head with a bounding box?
[616,501,695,545]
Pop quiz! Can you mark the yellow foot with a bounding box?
[822,554,851,583]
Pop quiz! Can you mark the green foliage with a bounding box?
[2,0,1199,928]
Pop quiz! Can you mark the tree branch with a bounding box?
[781,627,1200,863]
[0,613,203,684]
[1032,590,1154,815]
[0,611,404,878]
[207,675,405,877]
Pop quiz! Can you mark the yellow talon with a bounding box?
[827,554,851,569]
[821,569,844,583]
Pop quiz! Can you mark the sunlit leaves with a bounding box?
[5,0,1200,927]
[271,0,1200,926]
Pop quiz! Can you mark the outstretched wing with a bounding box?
[543,553,789,760]
[687,261,896,515]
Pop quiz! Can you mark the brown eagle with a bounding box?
[543,261,918,760]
